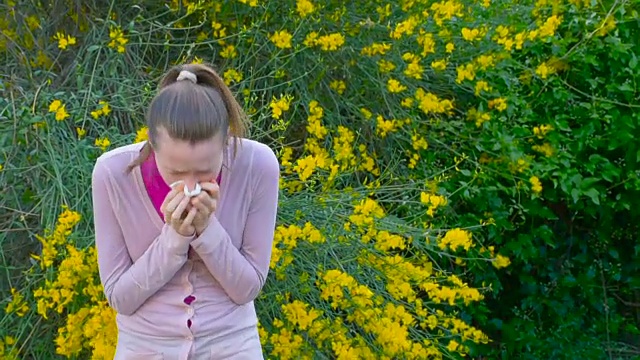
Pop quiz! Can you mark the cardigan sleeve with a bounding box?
[92,159,194,316]
[190,144,280,305]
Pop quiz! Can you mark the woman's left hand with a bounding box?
[190,182,219,235]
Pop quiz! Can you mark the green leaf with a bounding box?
[584,188,600,205]
[87,45,101,53]
[580,177,599,190]
[609,249,619,259]
[629,53,638,69]
[571,188,580,203]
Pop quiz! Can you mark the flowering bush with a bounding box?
[1,0,639,359]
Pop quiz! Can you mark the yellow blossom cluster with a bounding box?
[29,207,118,359]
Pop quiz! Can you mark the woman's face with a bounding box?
[153,126,224,190]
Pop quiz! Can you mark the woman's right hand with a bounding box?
[160,186,198,237]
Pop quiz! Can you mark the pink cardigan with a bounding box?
[91,139,279,356]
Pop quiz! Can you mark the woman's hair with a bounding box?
[126,62,248,172]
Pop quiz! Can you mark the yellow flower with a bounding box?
[238,0,258,6]
[293,155,317,181]
[303,31,319,47]
[475,54,496,70]
[223,69,243,85]
[535,62,554,79]
[217,44,235,58]
[387,78,407,93]
[533,124,553,139]
[5,288,29,317]
[108,26,128,53]
[402,53,424,80]
[26,15,40,30]
[430,0,465,26]
[329,80,346,94]
[421,192,446,216]
[49,100,62,113]
[378,59,396,73]
[439,228,473,252]
[488,97,507,112]
[467,108,491,127]
[530,176,543,194]
[296,0,315,17]
[134,127,148,143]
[445,42,455,53]
[90,100,111,119]
[375,115,402,138]
[315,33,345,51]
[431,59,447,71]
[361,42,392,56]
[95,137,111,151]
[492,254,511,269]
[456,63,476,84]
[270,94,293,119]
[48,99,70,121]
[532,143,555,157]
[474,80,491,96]
[461,27,481,41]
[54,32,77,50]
[76,127,86,139]
[538,15,562,38]
[270,30,293,49]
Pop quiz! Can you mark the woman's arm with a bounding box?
[92,159,194,316]
[190,145,280,305]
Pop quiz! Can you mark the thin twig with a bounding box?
[559,77,640,109]
[612,292,640,307]
[600,264,614,360]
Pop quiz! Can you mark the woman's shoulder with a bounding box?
[231,138,280,178]
[92,142,145,181]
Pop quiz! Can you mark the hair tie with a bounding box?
[176,70,197,84]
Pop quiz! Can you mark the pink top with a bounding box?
[91,138,280,354]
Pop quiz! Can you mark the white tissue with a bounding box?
[169,180,202,198]
[183,183,202,198]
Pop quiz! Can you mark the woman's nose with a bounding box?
[183,178,199,192]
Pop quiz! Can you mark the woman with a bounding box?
[91,63,280,359]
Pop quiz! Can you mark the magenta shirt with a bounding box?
[140,150,222,221]
[139,150,221,328]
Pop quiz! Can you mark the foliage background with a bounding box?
[1,0,639,359]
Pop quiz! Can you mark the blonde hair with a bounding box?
[127,63,248,172]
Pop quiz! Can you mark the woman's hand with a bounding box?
[190,182,219,235]
[160,185,198,237]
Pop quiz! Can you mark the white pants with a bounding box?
[113,326,264,360]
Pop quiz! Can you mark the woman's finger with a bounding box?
[171,196,190,223]
[164,192,181,222]
[182,207,198,226]
[164,191,185,214]
[192,199,210,217]
[193,193,215,212]
[161,185,184,212]
[199,182,219,198]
